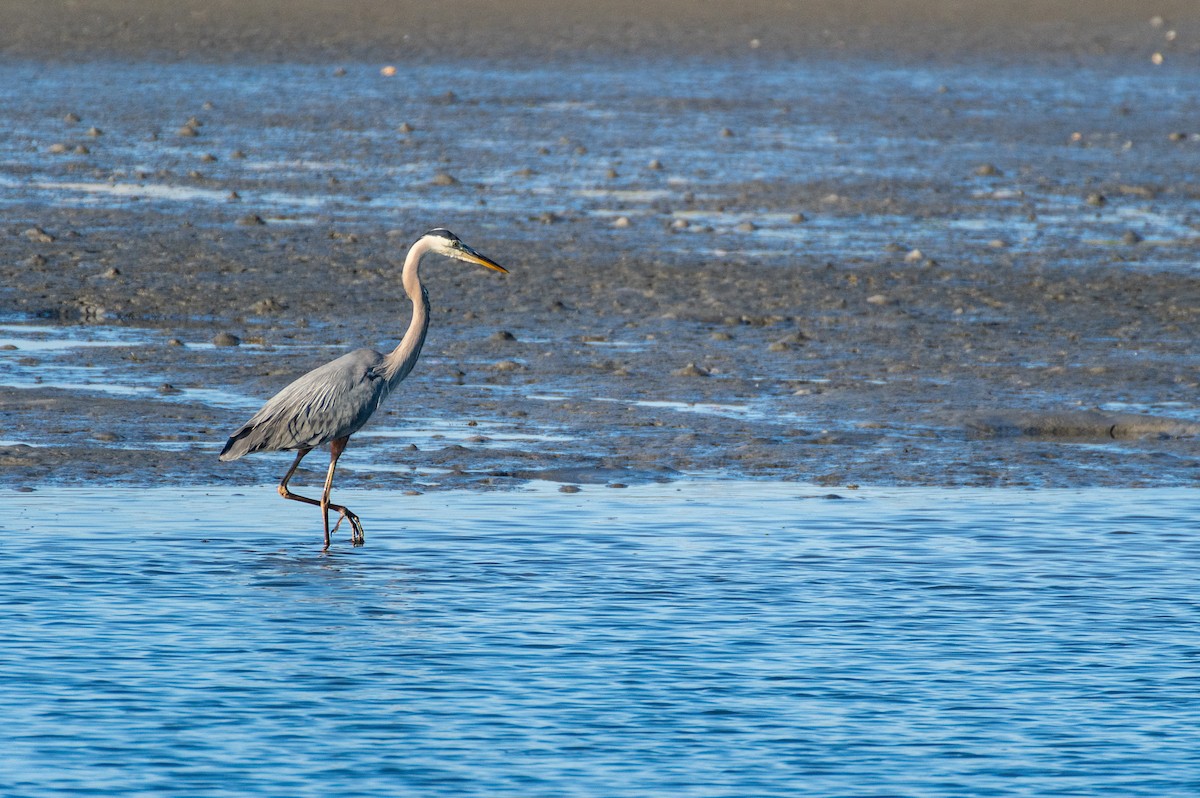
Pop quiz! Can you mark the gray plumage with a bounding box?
[218,229,507,549]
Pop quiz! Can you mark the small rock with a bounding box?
[736,221,757,232]
[333,67,347,76]
[177,125,198,137]
[673,362,710,377]
[22,254,47,267]
[671,218,689,229]
[101,267,121,278]
[230,149,246,159]
[1122,230,1143,245]
[719,127,734,137]
[613,216,632,228]
[47,143,69,154]
[647,158,663,170]
[431,172,458,186]
[200,153,217,162]
[212,332,241,347]
[866,294,891,305]
[975,163,1001,176]
[380,65,398,76]
[605,168,618,179]
[227,191,241,201]
[558,485,581,493]
[236,214,266,226]
[398,122,414,133]
[86,127,103,137]
[157,383,182,395]
[252,297,286,314]
[23,227,55,243]
[491,360,526,372]
[490,330,518,342]
[1086,192,1106,206]
[1168,132,1187,142]
[904,249,924,262]
[63,112,81,123]
[607,483,629,489]
[791,213,807,223]
[93,431,123,442]
[74,145,89,155]
[166,338,184,347]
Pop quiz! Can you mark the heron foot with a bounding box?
[330,508,366,546]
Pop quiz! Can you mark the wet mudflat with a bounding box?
[4,481,1200,796]
[1,54,1199,489]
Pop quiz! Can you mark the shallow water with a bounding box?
[4,481,1199,796]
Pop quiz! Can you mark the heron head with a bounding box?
[421,228,508,273]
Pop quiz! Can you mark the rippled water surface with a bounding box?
[4,482,1199,796]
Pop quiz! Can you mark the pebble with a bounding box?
[157,383,182,395]
[607,483,629,489]
[720,127,734,137]
[1122,231,1143,245]
[431,172,458,186]
[177,125,199,137]
[47,143,69,154]
[1167,132,1187,142]
[166,338,184,347]
[333,67,347,77]
[86,127,102,137]
[200,153,218,162]
[647,158,663,170]
[491,360,526,372]
[490,330,518,342]
[736,221,757,232]
[93,432,123,442]
[904,249,924,262]
[791,213,807,223]
[866,294,891,305]
[613,216,631,228]
[74,145,89,154]
[975,163,1001,176]
[558,485,581,493]
[605,168,618,179]
[1086,192,1106,206]
[236,214,266,225]
[252,297,286,314]
[63,112,81,123]
[380,65,398,77]
[230,149,246,159]
[101,267,121,279]
[212,332,241,347]
[23,227,55,243]
[398,122,414,133]
[673,362,710,377]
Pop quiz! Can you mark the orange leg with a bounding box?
[277,442,364,549]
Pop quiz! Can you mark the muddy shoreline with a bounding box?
[2,12,1199,492]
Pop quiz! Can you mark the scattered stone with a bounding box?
[431,172,458,186]
[1168,132,1187,142]
[47,143,69,154]
[86,127,102,137]
[398,122,414,133]
[230,149,246,159]
[736,221,757,232]
[380,65,398,76]
[866,294,891,305]
[613,216,631,228]
[1086,192,1106,206]
[63,112,81,123]
[236,214,266,225]
[93,431,123,442]
[200,153,217,162]
[791,213,807,223]
[166,338,184,347]
[227,191,241,201]
[647,158,663,170]
[157,383,182,395]
[607,483,629,489]
[490,330,518,342]
[559,485,581,493]
[975,163,1001,176]
[491,359,526,372]
[74,145,89,154]
[719,127,734,137]
[671,218,689,229]
[212,332,241,347]
[1122,230,1143,245]
[333,67,347,76]
[23,227,55,243]
[605,168,619,179]
[101,267,121,279]
[177,125,198,137]
[711,331,733,341]
[252,297,286,314]
[538,211,563,224]
[904,249,924,262]
[673,362,710,377]
[21,254,47,267]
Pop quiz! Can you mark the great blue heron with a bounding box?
[219,228,507,549]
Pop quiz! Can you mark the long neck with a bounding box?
[380,240,433,387]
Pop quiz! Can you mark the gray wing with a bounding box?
[219,348,390,460]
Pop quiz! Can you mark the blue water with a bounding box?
[4,482,1199,796]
